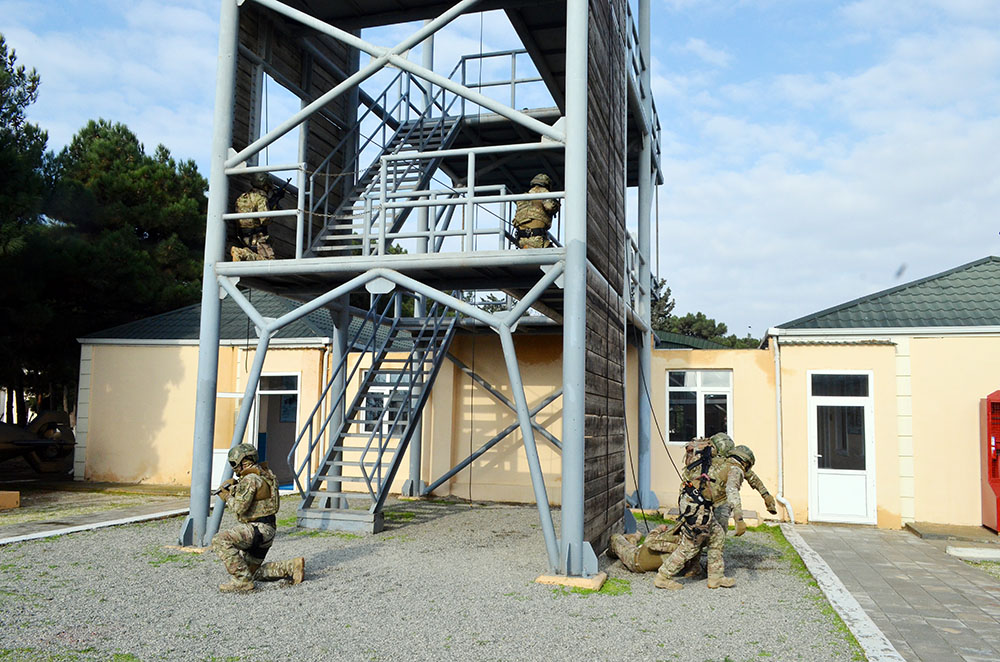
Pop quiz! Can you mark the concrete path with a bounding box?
[0,498,190,545]
[795,524,1000,662]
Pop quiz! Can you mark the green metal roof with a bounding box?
[81,291,333,342]
[654,330,730,350]
[778,256,1000,330]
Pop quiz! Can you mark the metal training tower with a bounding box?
[181,0,661,578]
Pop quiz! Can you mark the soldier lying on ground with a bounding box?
[212,443,305,593]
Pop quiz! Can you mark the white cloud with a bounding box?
[652,9,1000,333]
[676,37,731,67]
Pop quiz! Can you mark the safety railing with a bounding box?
[221,162,309,258]
[625,230,646,314]
[288,291,404,497]
[367,141,565,255]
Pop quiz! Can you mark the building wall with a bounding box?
[81,343,324,485]
[641,348,780,519]
[909,336,1000,526]
[777,343,900,528]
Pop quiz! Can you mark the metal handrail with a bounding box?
[355,298,451,501]
[288,291,403,497]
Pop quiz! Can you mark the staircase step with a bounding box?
[315,473,368,483]
[297,506,384,534]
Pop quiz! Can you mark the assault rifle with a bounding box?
[268,177,292,209]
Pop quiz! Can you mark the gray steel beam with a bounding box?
[422,388,562,495]
[630,0,658,512]
[499,326,559,572]
[559,0,591,577]
[179,0,240,547]
[205,327,273,541]
[445,353,562,450]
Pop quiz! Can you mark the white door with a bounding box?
[807,372,876,524]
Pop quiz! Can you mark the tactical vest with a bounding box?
[706,458,733,506]
[236,465,280,523]
[677,486,714,538]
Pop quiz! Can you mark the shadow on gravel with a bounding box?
[379,498,492,532]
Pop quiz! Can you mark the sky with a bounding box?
[3,0,999,337]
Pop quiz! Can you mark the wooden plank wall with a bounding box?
[583,0,628,556]
[231,4,354,259]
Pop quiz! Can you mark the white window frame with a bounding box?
[665,369,733,444]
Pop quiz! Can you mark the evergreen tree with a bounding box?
[0,35,50,423]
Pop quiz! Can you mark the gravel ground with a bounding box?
[0,498,862,662]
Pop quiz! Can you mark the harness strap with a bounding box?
[516,227,548,238]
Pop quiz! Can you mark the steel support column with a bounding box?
[629,0,658,512]
[179,0,240,547]
[327,300,350,509]
[559,0,593,576]
[499,327,559,572]
[206,328,273,540]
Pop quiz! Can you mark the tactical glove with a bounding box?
[763,493,777,515]
[734,517,747,536]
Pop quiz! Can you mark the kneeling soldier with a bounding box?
[212,443,305,592]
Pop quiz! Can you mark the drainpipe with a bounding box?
[771,332,795,523]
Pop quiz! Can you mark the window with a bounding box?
[667,370,732,443]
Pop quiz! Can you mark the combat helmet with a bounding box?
[250,172,271,189]
[228,443,258,469]
[709,433,734,457]
[530,173,552,188]
[729,445,755,470]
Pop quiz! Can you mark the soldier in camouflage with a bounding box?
[699,435,777,533]
[231,172,276,262]
[512,173,559,248]
[653,483,734,590]
[607,525,679,573]
[211,443,305,592]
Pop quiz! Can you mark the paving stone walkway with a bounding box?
[797,524,1000,662]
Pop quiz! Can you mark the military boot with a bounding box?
[682,557,703,578]
[653,573,684,590]
[707,576,736,589]
[219,578,255,593]
[291,557,305,584]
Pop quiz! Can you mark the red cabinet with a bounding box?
[983,391,1000,532]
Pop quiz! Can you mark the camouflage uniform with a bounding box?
[608,528,680,573]
[212,462,303,592]
[654,486,733,590]
[231,186,275,261]
[513,175,559,248]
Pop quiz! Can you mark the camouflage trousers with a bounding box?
[517,235,552,249]
[609,530,679,573]
[714,503,731,530]
[212,521,297,582]
[656,520,726,582]
[231,230,274,261]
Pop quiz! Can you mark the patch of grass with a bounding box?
[275,515,297,527]
[631,510,674,527]
[964,559,1000,581]
[289,529,361,540]
[384,511,415,522]
[145,546,201,568]
[549,576,632,598]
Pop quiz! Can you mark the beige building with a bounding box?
[77,257,1000,531]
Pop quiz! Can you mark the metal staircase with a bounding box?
[290,292,457,532]
[307,73,462,257]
